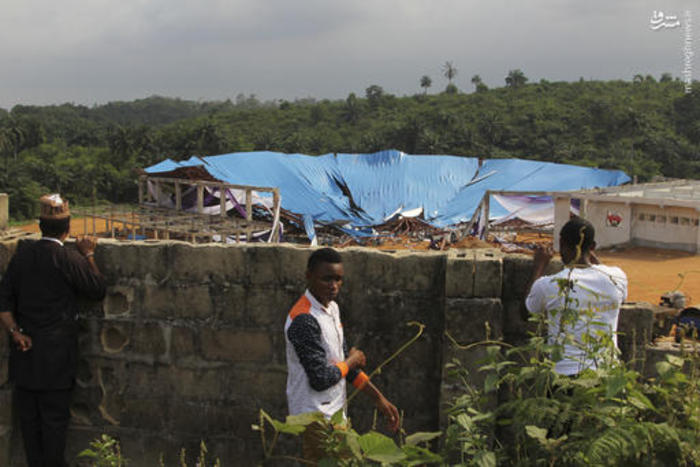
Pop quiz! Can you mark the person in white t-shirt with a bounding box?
[525,217,628,376]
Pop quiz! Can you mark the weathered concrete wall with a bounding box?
[0,239,655,466]
[0,194,7,231]
[630,204,699,253]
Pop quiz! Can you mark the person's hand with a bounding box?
[533,245,553,269]
[346,347,366,369]
[76,235,98,257]
[376,396,400,432]
[12,331,32,352]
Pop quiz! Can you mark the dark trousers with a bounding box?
[15,387,72,467]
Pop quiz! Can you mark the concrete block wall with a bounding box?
[0,240,656,466]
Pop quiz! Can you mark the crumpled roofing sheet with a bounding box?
[145,150,630,229]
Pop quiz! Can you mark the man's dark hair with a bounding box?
[39,217,70,239]
[560,217,595,253]
[307,247,342,272]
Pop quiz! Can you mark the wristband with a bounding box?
[85,252,95,258]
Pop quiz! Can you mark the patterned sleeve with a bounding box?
[287,314,343,391]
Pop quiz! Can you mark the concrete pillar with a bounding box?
[553,195,571,252]
[0,194,8,230]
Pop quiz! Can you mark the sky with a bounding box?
[0,0,696,109]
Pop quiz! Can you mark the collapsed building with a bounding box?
[138,150,630,247]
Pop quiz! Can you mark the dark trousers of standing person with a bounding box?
[15,387,72,467]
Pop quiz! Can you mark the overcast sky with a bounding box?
[0,0,696,109]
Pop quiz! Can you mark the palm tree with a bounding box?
[505,69,528,89]
[420,75,432,95]
[442,61,458,84]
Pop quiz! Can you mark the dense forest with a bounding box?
[1,72,699,220]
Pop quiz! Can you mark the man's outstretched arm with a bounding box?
[353,377,400,432]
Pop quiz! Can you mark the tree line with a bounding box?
[0,73,698,220]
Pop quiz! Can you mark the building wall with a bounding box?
[630,204,699,252]
[0,240,654,466]
[584,200,632,249]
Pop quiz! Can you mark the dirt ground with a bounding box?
[15,220,698,306]
[596,247,700,307]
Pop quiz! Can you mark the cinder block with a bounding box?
[200,329,272,362]
[96,241,170,283]
[170,326,195,359]
[362,249,399,291]
[168,367,223,400]
[502,300,533,344]
[442,297,503,412]
[103,285,134,317]
[446,251,475,298]
[245,245,282,285]
[245,286,292,327]
[392,252,445,292]
[618,302,654,363]
[211,284,247,323]
[100,323,130,354]
[501,253,531,301]
[170,243,246,284]
[128,323,167,358]
[142,283,213,319]
[473,249,503,298]
[445,298,503,345]
[276,244,311,286]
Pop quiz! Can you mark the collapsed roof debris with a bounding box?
[142,150,630,247]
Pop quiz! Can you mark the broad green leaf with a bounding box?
[330,408,345,426]
[605,372,627,398]
[474,450,496,467]
[271,419,306,435]
[666,354,685,367]
[404,431,442,446]
[484,373,499,393]
[628,389,656,411]
[77,449,97,458]
[285,411,326,426]
[525,425,548,443]
[456,413,472,430]
[345,431,363,459]
[401,444,444,465]
[358,431,406,464]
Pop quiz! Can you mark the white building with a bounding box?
[553,180,700,253]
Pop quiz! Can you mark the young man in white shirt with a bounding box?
[524,217,628,376]
[285,248,399,459]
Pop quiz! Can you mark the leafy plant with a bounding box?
[77,434,128,467]
[442,265,700,466]
[253,321,443,465]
